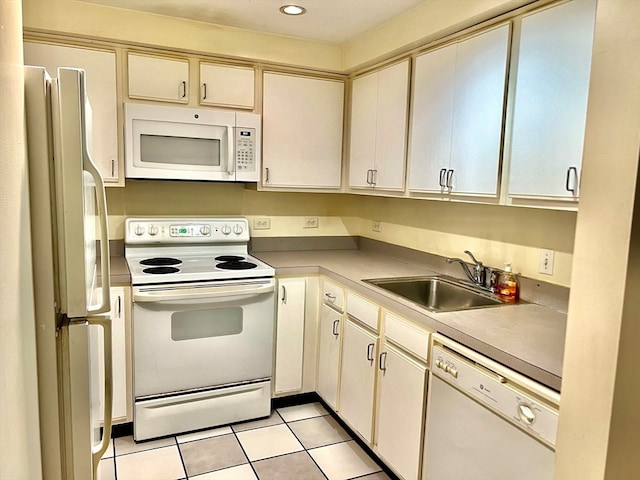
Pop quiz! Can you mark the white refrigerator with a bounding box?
[25,66,113,480]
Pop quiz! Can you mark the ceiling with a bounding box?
[78,0,427,44]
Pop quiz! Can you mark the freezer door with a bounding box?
[60,316,113,480]
[51,67,110,318]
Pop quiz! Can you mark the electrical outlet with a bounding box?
[372,220,382,233]
[304,217,318,228]
[253,217,271,230]
[539,249,555,275]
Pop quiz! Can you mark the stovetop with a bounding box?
[124,217,275,285]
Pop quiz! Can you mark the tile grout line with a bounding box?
[173,435,189,479]
[230,419,262,480]
[279,410,331,480]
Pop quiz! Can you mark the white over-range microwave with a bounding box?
[124,103,261,182]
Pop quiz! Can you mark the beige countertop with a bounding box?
[253,249,566,392]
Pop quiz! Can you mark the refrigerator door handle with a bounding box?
[81,101,111,315]
[88,315,113,476]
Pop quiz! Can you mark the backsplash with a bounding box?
[106,181,576,287]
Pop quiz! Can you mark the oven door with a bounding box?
[132,279,275,398]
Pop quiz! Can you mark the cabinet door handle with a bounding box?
[371,169,377,187]
[566,166,578,194]
[325,292,336,301]
[111,159,116,178]
[116,295,121,318]
[332,319,340,337]
[202,82,207,101]
[265,167,270,183]
[366,343,375,362]
[181,81,187,98]
[281,285,287,304]
[446,169,454,190]
[366,169,372,186]
[439,168,447,188]
[379,351,387,371]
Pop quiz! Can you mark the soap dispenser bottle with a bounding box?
[497,264,519,303]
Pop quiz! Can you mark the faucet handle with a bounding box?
[464,250,482,267]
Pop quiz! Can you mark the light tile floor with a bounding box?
[98,402,392,480]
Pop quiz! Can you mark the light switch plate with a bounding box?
[539,249,555,275]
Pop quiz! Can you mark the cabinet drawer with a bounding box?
[322,279,344,312]
[346,292,379,332]
[384,312,431,361]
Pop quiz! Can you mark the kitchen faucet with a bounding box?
[446,250,486,287]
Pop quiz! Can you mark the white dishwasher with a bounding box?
[424,333,560,480]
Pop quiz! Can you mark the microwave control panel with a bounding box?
[235,128,256,172]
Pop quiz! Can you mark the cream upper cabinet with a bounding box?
[339,319,378,443]
[349,60,409,191]
[199,63,254,109]
[507,0,596,203]
[127,52,189,103]
[24,41,120,184]
[274,278,306,394]
[262,72,344,189]
[408,24,510,197]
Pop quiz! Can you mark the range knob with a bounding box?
[200,225,211,236]
[134,224,145,236]
[233,224,244,235]
[221,224,232,235]
[148,225,159,236]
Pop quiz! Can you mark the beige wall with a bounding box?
[0,0,43,478]
[554,0,640,477]
[107,182,576,286]
[22,0,344,71]
[343,0,532,70]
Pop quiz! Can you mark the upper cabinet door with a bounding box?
[408,44,456,193]
[449,25,509,196]
[349,71,378,189]
[349,60,409,191]
[409,25,509,197]
[199,63,254,109]
[507,0,596,200]
[262,72,344,189]
[128,53,189,103]
[24,42,120,184]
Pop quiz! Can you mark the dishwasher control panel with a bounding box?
[431,343,559,448]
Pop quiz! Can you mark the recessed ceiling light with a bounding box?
[279,4,306,16]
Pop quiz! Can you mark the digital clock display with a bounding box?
[179,228,187,234]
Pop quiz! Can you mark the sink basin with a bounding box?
[363,275,504,313]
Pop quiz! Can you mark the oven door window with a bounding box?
[171,307,242,341]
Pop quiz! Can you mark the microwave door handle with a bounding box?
[227,126,235,176]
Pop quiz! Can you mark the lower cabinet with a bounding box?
[375,342,428,480]
[315,280,432,480]
[339,319,378,443]
[317,304,342,410]
[97,286,131,425]
[274,277,306,394]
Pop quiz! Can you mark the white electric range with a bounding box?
[124,217,276,441]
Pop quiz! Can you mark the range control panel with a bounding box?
[125,217,250,244]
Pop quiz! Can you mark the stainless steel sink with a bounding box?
[363,275,505,313]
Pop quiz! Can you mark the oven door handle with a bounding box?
[134,282,274,303]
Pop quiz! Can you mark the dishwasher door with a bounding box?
[424,335,559,480]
